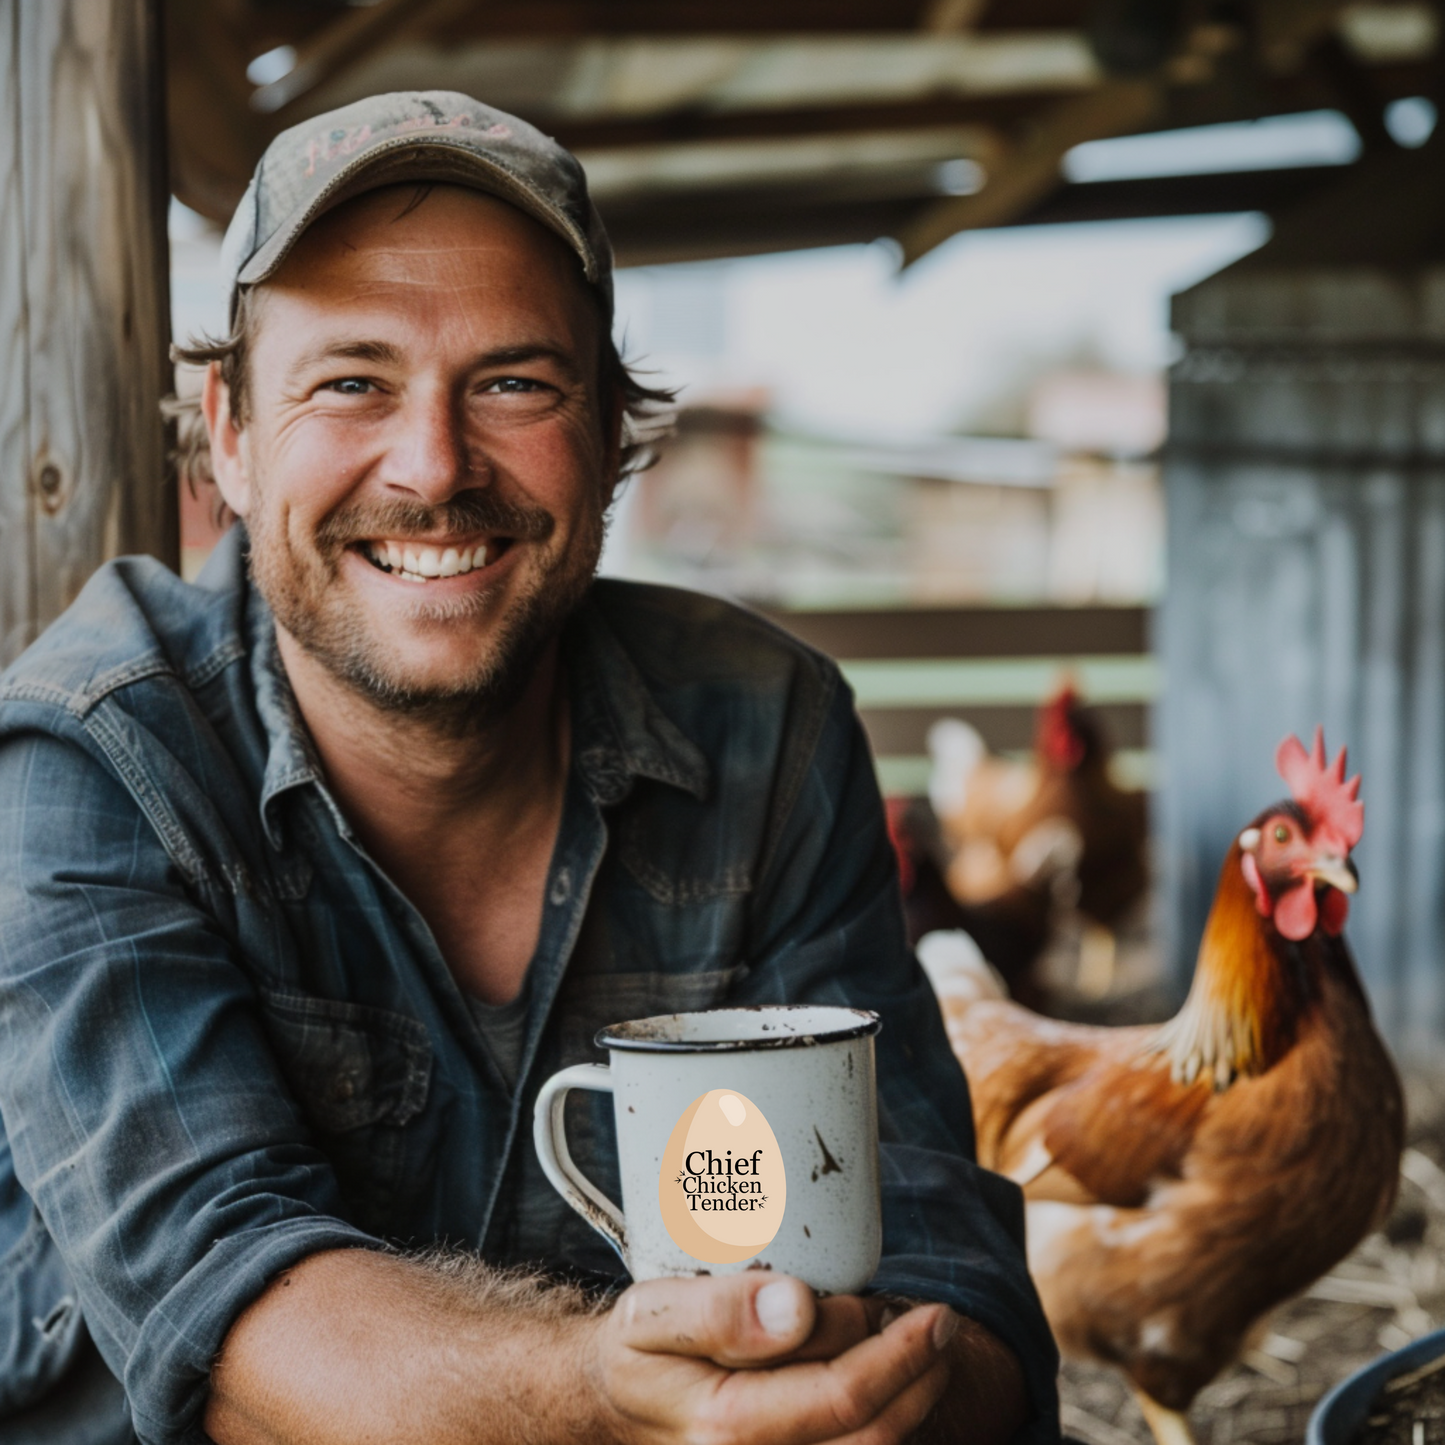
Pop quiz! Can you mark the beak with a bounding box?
[1307,855,1358,894]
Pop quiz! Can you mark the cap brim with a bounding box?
[237,134,599,290]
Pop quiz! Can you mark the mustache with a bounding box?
[316,491,555,549]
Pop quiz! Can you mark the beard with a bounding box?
[246,486,604,735]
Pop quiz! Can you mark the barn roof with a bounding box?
[167,1,1443,265]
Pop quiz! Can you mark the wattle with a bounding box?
[1273,882,1318,941]
[1320,887,1350,936]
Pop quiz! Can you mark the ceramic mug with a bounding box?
[533,1005,883,1295]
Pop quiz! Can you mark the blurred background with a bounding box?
[153,0,1445,1056]
[6,0,1442,1034]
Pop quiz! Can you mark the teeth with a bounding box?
[364,538,500,581]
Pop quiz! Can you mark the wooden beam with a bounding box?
[921,0,989,34]
[0,0,176,665]
[858,701,1148,756]
[897,78,1163,265]
[1016,162,1350,225]
[1255,0,1355,71]
[546,92,1061,153]
[762,605,1150,659]
[166,1,269,221]
[250,0,474,116]
[600,158,1346,266]
[1307,31,1396,152]
[417,1,937,39]
[0,6,27,662]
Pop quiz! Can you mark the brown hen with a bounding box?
[927,687,1148,994]
[919,730,1403,1445]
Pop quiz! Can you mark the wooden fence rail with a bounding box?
[763,604,1156,794]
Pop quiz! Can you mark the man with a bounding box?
[0,92,1057,1444]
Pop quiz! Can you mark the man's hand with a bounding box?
[586,1271,956,1444]
[204,1249,1024,1445]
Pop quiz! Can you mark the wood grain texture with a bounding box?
[763,604,1150,660]
[857,701,1148,757]
[0,0,175,668]
[0,7,34,663]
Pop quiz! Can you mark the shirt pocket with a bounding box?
[258,989,432,1236]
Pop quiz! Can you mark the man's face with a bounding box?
[210,184,618,722]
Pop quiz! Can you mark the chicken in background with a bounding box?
[887,795,1080,1010]
[918,730,1404,1445]
[927,685,1148,994]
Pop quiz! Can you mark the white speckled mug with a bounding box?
[533,1005,882,1294]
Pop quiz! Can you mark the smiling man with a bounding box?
[0,93,1057,1445]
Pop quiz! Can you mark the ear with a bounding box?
[201,362,253,519]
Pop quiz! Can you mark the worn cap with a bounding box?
[220,90,613,324]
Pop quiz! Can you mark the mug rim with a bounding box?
[595,1004,881,1053]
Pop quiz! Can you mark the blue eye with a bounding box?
[488,377,545,393]
[326,378,373,395]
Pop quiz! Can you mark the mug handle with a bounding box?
[532,1063,629,1262]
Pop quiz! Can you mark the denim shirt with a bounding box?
[0,528,1058,1445]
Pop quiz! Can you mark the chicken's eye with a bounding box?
[1273,823,1290,844]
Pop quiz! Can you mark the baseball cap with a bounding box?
[220,90,613,324]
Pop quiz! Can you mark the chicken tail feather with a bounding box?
[916,929,1009,1004]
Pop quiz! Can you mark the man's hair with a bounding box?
[165,284,675,509]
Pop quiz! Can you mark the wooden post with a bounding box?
[0,0,175,667]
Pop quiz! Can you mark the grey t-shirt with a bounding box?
[466,985,531,1091]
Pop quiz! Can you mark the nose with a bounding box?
[378,382,481,504]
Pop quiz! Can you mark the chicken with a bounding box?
[918,730,1404,1445]
[887,796,1079,1010]
[928,686,1148,993]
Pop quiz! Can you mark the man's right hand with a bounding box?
[584,1272,956,1444]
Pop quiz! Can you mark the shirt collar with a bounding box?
[249,583,332,852]
[218,522,710,844]
[565,593,710,807]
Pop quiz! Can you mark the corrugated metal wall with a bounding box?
[1162,266,1445,1057]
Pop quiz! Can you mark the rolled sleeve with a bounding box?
[743,674,1061,1445]
[0,732,381,1445]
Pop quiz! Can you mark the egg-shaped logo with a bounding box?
[659,1089,787,1263]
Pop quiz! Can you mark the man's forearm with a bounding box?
[204,1248,604,1445]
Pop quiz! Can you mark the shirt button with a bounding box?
[331,1077,355,1102]
[549,868,572,906]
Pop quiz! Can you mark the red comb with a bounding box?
[1037,684,1085,771]
[1275,727,1363,852]
[884,798,916,896]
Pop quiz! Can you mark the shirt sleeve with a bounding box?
[740,665,1061,1445]
[0,729,384,1445]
